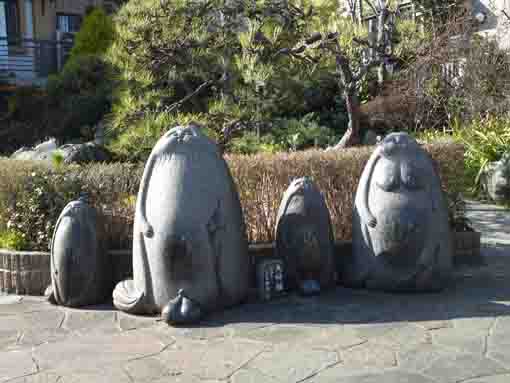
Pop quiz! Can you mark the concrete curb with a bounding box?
[0,237,480,296]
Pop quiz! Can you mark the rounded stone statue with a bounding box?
[275,177,336,295]
[47,195,110,307]
[481,152,510,203]
[113,124,251,325]
[342,132,453,292]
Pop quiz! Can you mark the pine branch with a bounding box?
[163,80,215,113]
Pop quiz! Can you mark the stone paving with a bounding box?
[466,201,510,247]
[1,200,510,383]
[2,269,510,383]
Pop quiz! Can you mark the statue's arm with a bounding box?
[137,151,158,237]
[359,147,381,228]
[50,211,66,279]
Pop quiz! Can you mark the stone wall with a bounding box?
[0,238,476,296]
[0,250,51,295]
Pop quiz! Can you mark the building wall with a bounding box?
[32,0,57,40]
[55,0,102,15]
[31,0,108,40]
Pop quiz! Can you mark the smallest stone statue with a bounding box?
[481,152,510,203]
[275,177,336,295]
[47,194,110,307]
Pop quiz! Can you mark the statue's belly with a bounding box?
[368,190,431,268]
[136,155,218,309]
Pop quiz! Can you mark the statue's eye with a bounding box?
[376,174,399,192]
[374,159,400,192]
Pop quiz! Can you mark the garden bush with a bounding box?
[0,87,51,153]
[68,7,116,63]
[419,115,510,193]
[1,56,116,152]
[0,229,28,250]
[46,55,116,142]
[0,141,464,251]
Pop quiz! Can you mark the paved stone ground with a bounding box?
[466,201,510,248]
[1,201,510,383]
[2,275,510,383]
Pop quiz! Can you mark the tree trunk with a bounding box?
[334,86,362,149]
[376,5,389,94]
[334,53,362,149]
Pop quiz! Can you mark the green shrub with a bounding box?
[0,141,464,250]
[51,151,65,169]
[1,87,51,153]
[2,56,115,150]
[0,229,28,250]
[2,170,83,250]
[46,55,116,142]
[68,7,115,62]
[418,115,510,193]
[454,116,510,190]
[228,114,338,154]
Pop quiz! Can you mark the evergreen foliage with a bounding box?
[106,0,367,160]
[69,7,116,63]
[46,55,116,142]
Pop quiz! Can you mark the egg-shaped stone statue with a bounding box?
[275,177,336,295]
[113,124,251,325]
[48,195,110,307]
[481,152,510,203]
[342,132,453,292]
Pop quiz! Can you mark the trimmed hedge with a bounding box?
[0,142,465,251]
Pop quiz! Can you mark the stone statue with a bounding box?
[113,125,251,325]
[481,152,510,203]
[343,132,452,291]
[47,194,110,307]
[275,177,336,295]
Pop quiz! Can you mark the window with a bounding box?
[56,14,81,33]
[0,0,20,40]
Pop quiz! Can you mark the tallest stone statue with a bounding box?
[113,125,251,324]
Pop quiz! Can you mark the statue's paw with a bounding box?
[162,291,203,326]
[44,285,56,305]
[113,280,145,314]
[143,223,154,238]
[367,216,377,228]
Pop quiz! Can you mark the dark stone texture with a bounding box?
[49,196,111,307]
[275,177,336,294]
[58,142,112,164]
[113,125,251,324]
[343,132,453,291]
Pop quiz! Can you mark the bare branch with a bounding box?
[163,80,214,113]
[365,0,378,15]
